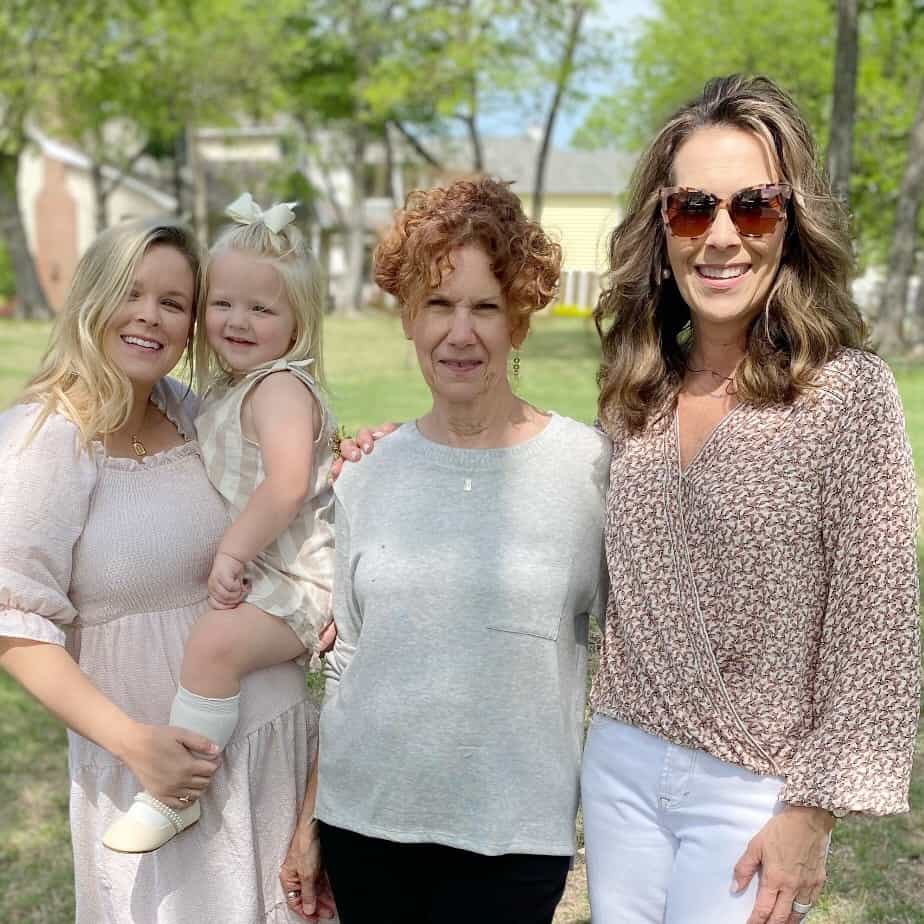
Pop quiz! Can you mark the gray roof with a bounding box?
[438,135,635,197]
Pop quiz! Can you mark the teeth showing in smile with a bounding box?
[698,265,749,280]
[122,335,162,350]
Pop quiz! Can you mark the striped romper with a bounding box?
[196,358,335,667]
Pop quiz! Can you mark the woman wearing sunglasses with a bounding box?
[583,74,919,923]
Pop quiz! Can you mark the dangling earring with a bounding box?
[661,267,672,281]
[512,351,521,387]
[763,301,772,343]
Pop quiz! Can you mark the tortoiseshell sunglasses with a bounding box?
[659,183,792,239]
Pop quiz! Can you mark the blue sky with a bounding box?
[556,0,654,145]
[482,0,655,147]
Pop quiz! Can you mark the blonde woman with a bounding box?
[103,197,336,856]
[0,218,325,923]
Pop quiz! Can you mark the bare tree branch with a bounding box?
[389,119,444,168]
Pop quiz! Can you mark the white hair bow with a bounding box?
[225,193,298,234]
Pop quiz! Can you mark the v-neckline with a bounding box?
[672,400,746,477]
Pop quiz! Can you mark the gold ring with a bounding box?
[178,795,192,805]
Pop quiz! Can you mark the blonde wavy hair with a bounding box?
[21,218,203,445]
[196,215,325,392]
[595,74,868,434]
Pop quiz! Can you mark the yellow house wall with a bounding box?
[518,193,620,273]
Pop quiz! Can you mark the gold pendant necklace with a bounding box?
[130,400,150,456]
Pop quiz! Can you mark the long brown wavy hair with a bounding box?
[594,74,868,433]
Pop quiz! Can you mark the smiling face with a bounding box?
[402,244,517,405]
[665,125,787,336]
[104,244,195,389]
[205,249,297,374]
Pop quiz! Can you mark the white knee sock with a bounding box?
[126,687,240,826]
[168,685,241,751]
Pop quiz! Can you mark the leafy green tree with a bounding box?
[877,83,924,351]
[850,0,924,267]
[571,0,924,293]
[0,0,97,317]
[51,0,296,233]
[524,0,608,219]
[571,0,835,153]
[827,0,860,204]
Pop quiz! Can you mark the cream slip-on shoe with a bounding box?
[102,792,200,853]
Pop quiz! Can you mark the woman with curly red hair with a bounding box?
[280,177,610,924]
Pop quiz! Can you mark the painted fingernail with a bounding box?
[372,430,385,438]
[361,442,372,452]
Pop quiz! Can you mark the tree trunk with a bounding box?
[90,160,107,232]
[877,84,924,355]
[344,126,367,316]
[911,248,924,347]
[187,125,209,246]
[530,1,588,221]
[389,119,443,170]
[173,129,185,218]
[0,150,51,320]
[456,110,483,172]
[465,75,484,172]
[383,122,397,206]
[825,0,859,205]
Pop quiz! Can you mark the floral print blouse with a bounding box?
[591,349,920,815]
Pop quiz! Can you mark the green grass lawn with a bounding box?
[1,315,922,923]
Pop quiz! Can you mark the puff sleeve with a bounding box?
[0,405,99,646]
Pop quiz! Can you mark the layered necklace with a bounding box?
[684,364,738,396]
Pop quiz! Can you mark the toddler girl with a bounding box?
[103,194,335,852]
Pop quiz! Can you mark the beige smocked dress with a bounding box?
[0,378,317,924]
[195,359,334,666]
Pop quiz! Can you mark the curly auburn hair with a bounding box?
[594,74,868,434]
[373,177,561,340]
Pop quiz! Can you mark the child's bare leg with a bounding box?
[101,605,306,854]
[169,603,305,757]
[181,602,306,697]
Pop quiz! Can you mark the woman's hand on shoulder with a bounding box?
[280,818,336,921]
[734,804,834,924]
[330,422,398,481]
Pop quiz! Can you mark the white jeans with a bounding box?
[581,715,784,924]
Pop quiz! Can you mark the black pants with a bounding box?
[319,822,570,924]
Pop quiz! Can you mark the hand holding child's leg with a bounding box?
[103,604,306,853]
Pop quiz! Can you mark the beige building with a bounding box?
[16,125,632,313]
[17,131,177,311]
[438,136,635,310]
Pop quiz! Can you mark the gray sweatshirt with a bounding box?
[315,415,611,856]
